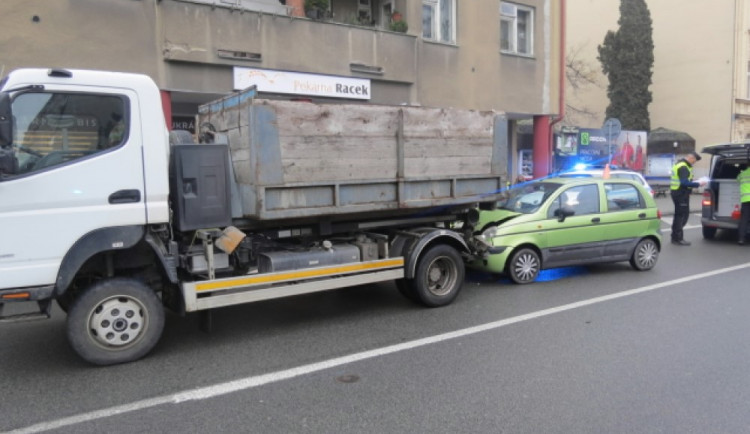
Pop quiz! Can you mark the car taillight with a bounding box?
[702,190,712,207]
[657,210,662,219]
[649,188,654,197]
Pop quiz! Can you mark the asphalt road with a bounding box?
[2,213,750,433]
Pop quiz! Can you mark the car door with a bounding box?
[598,181,650,259]
[0,86,146,289]
[542,183,605,267]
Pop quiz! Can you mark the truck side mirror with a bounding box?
[0,92,12,148]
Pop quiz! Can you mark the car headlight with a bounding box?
[476,226,498,245]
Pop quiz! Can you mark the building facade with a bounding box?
[566,0,750,176]
[0,0,564,177]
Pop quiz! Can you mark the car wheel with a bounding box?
[67,278,164,366]
[630,238,659,271]
[507,248,540,284]
[412,244,464,307]
[702,225,717,240]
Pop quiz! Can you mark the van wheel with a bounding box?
[67,278,164,366]
[630,238,659,271]
[702,226,717,240]
[413,244,464,307]
[507,248,540,284]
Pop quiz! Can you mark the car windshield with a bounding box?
[498,182,562,214]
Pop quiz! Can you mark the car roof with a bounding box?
[543,176,641,186]
[559,169,645,178]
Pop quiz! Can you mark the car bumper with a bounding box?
[469,245,512,273]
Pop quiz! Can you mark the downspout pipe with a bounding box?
[548,0,566,173]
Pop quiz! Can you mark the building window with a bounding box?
[422,0,456,44]
[500,2,534,56]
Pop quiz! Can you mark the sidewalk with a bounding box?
[654,192,703,217]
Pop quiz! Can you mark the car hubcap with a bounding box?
[88,296,146,349]
[425,256,457,296]
[637,241,658,268]
[514,253,538,282]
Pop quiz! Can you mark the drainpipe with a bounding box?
[533,0,566,178]
[547,0,566,173]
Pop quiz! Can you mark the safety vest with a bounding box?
[739,167,750,203]
[670,160,692,190]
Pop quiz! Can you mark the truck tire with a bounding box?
[412,244,464,307]
[702,225,717,240]
[507,248,540,284]
[630,238,659,271]
[66,278,164,366]
[395,279,419,303]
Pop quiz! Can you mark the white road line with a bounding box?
[8,262,750,434]
[661,214,702,230]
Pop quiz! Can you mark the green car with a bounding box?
[469,177,662,284]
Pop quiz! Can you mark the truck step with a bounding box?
[0,311,51,323]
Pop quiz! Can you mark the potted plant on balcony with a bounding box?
[389,11,407,33]
[304,0,329,20]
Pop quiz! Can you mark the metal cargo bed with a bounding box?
[198,87,508,222]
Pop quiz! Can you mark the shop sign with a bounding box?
[234,67,371,100]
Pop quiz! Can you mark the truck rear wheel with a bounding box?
[66,278,164,366]
[412,244,464,307]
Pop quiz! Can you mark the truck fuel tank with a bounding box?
[258,243,360,273]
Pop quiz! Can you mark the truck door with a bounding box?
[0,88,146,289]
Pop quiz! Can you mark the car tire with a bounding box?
[412,244,464,307]
[507,248,540,284]
[702,225,717,240]
[630,238,659,271]
[66,278,164,366]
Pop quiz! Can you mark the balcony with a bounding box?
[163,0,415,84]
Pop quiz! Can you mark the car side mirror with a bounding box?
[0,92,12,148]
[554,206,575,222]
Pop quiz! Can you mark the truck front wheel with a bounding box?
[413,244,464,307]
[66,278,164,366]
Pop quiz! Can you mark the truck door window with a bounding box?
[9,92,128,176]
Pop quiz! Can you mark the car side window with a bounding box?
[547,184,600,218]
[604,183,644,211]
[8,92,128,177]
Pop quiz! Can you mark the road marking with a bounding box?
[9,262,750,434]
[661,214,702,230]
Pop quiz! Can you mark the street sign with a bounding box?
[602,118,621,142]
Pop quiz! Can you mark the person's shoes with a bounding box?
[672,239,691,246]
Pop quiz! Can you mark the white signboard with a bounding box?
[234,67,371,100]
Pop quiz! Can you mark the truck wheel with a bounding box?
[702,226,717,240]
[630,238,659,271]
[413,244,464,307]
[395,279,419,303]
[66,278,164,366]
[507,248,540,284]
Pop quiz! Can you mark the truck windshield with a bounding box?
[4,92,128,177]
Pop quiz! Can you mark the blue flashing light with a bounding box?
[573,163,588,171]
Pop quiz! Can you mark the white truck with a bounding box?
[0,68,507,365]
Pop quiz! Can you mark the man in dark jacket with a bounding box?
[670,152,705,246]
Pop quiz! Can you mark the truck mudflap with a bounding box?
[181,257,405,312]
[0,285,54,323]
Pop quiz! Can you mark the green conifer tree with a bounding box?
[597,0,654,131]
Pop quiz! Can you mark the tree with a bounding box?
[564,43,604,126]
[597,0,654,131]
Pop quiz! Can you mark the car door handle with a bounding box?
[109,189,141,204]
[638,212,646,219]
[591,217,600,223]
